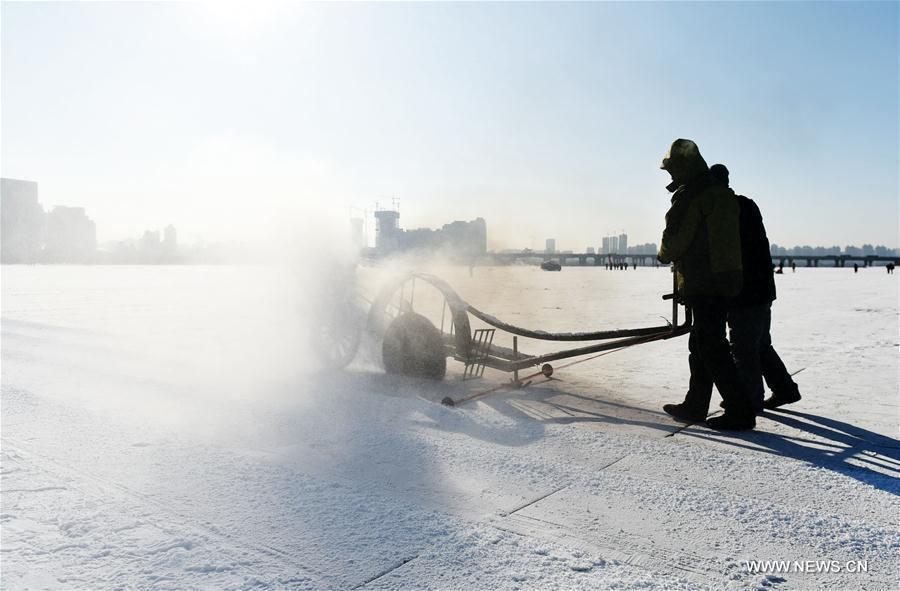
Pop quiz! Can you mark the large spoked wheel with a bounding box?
[382,312,447,380]
[368,274,474,378]
[311,298,363,371]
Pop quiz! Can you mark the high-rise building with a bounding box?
[1,178,44,263]
[436,218,487,256]
[609,236,618,253]
[44,206,97,263]
[601,236,610,254]
[371,207,486,259]
[374,209,401,252]
[141,229,161,260]
[545,238,556,253]
[618,233,628,254]
[586,246,595,254]
[163,224,177,258]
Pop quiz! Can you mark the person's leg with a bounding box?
[687,327,715,406]
[686,299,754,417]
[727,305,766,413]
[759,307,800,401]
[679,304,719,416]
[665,309,716,422]
[693,299,756,427]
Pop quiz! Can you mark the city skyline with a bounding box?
[3,176,898,265]
[1,2,897,251]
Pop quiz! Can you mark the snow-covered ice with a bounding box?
[2,265,898,590]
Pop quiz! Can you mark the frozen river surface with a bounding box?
[2,264,898,590]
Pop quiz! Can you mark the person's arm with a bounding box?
[746,198,769,243]
[657,194,701,263]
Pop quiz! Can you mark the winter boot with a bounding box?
[706,413,755,431]
[720,398,765,415]
[763,389,802,410]
[663,403,707,423]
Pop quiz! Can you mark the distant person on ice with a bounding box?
[704,164,801,411]
[656,139,756,430]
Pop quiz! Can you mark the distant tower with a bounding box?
[163,224,177,258]
[619,233,628,254]
[601,236,610,255]
[374,207,400,253]
[545,238,556,254]
[609,235,618,253]
[141,229,161,261]
[0,178,44,263]
[470,217,487,254]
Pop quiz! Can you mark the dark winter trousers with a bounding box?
[689,303,799,413]
[725,305,768,411]
[683,297,755,418]
[739,304,800,400]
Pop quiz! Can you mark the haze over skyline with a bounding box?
[2,1,898,251]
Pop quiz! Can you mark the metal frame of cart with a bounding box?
[364,272,692,383]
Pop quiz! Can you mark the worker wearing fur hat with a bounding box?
[657,139,757,431]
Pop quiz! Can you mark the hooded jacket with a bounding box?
[656,140,743,299]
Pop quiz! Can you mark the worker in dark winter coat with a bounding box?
[657,140,756,430]
[702,164,802,410]
[657,145,743,299]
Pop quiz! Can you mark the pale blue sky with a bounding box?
[2,1,898,250]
